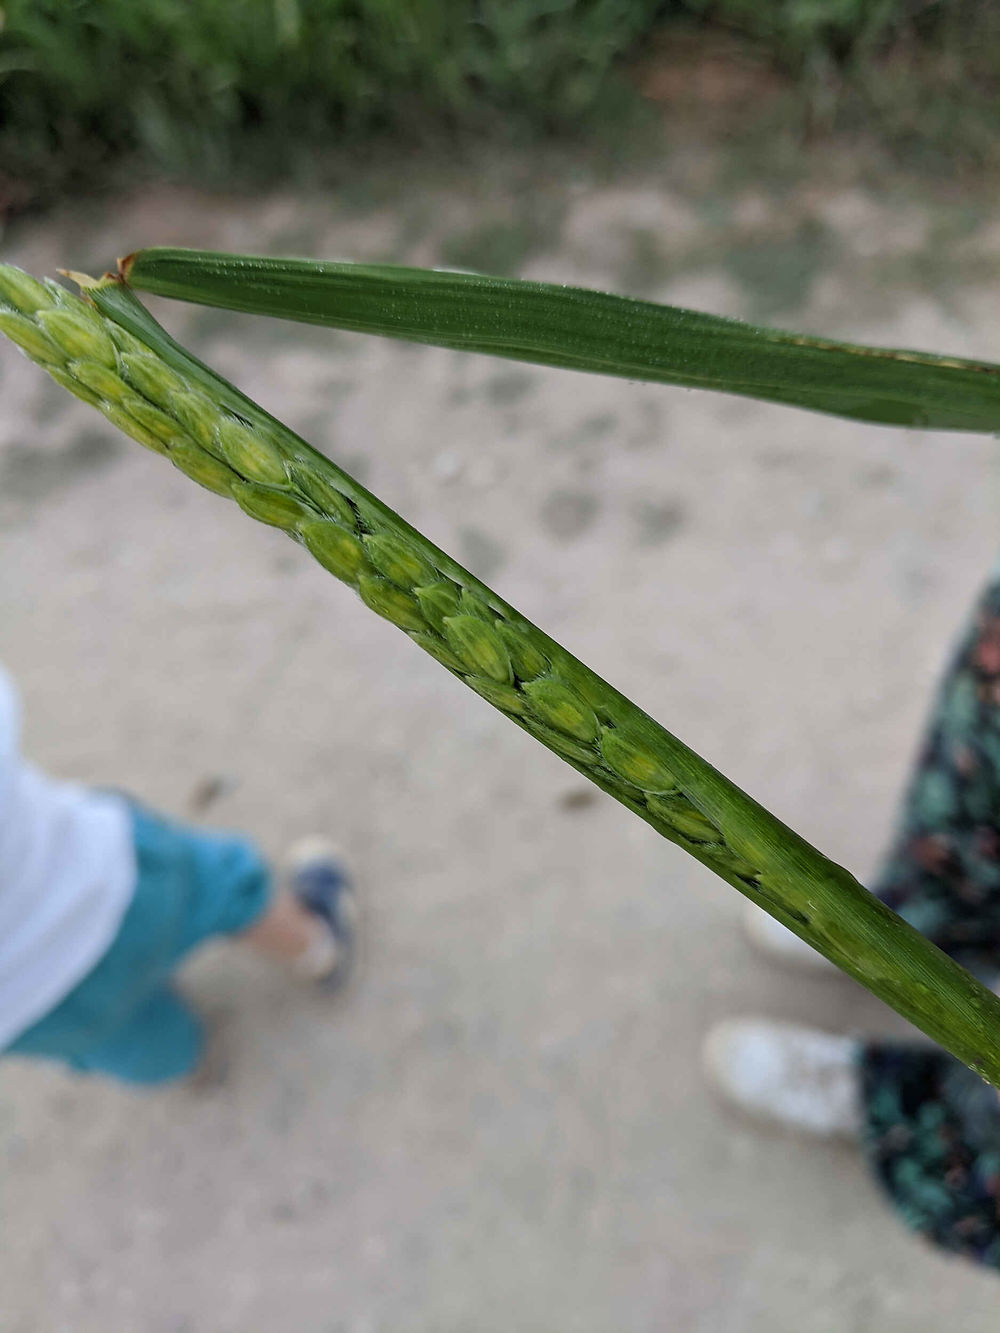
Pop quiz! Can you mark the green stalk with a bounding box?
[4,260,1000,1088]
[121,247,1000,433]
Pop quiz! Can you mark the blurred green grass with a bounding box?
[0,0,661,208]
[1,1,999,212]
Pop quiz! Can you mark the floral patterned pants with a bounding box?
[862,563,1000,1268]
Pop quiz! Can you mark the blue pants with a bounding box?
[6,803,272,1085]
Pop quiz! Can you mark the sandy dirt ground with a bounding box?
[2,143,1000,1331]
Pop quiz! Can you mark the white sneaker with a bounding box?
[702,1018,862,1137]
[284,837,359,989]
[743,903,839,974]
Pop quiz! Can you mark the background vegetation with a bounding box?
[1,0,998,211]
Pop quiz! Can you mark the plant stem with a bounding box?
[4,260,1000,1088]
[96,278,1000,1088]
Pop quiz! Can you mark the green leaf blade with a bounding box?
[123,247,1000,433]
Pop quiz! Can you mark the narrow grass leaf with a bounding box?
[123,248,1000,433]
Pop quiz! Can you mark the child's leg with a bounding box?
[151,809,353,980]
[10,956,207,1086]
[131,804,345,976]
[242,887,341,975]
[7,810,353,1086]
[66,984,205,1086]
[132,803,275,952]
[39,894,345,1084]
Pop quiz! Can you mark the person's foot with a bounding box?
[702,1018,862,1137]
[285,837,359,990]
[743,903,839,974]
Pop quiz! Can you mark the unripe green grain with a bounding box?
[300,519,371,584]
[363,533,437,590]
[595,770,648,806]
[549,658,614,716]
[37,307,117,368]
[458,589,494,621]
[600,727,679,794]
[0,265,58,314]
[170,441,240,496]
[494,621,550,681]
[465,676,528,714]
[359,574,428,633]
[107,324,149,358]
[71,358,130,401]
[47,366,103,407]
[646,794,720,843]
[702,845,761,883]
[442,614,513,683]
[120,392,183,445]
[522,677,599,742]
[46,280,83,308]
[409,633,466,673]
[102,402,173,455]
[353,496,386,534]
[528,722,600,765]
[415,580,462,633]
[644,791,689,820]
[290,465,358,529]
[0,311,67,366]
[170,389,223,454]
[233,481,316,530]
[217,416,288,486]
[119,350,190,410]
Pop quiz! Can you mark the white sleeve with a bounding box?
[0,665,137,1049]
